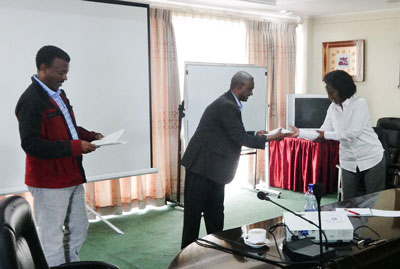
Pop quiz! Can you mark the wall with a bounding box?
[305,10,400,124]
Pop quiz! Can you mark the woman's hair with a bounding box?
[323,70,356,99]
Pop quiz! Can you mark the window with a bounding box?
[172,12,247,95]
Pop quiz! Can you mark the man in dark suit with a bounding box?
[181,71,286,249]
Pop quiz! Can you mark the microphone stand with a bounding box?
[257,192,328,245]
[257,191,332,266]
[316,198,324,266]
[313,182,325,267]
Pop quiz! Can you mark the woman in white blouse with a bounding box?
[290,70,385,200]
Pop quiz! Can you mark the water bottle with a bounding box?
[304,183,317,212]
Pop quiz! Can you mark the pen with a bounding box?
[344,208,360,216]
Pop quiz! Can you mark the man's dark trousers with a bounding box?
[181,170,225,249]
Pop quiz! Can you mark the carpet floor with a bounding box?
[80,186,337,269]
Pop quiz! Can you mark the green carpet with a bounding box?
[80,187,337,269]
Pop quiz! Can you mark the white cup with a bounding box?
[247,228,266,244]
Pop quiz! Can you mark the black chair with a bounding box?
[0,195,119,269]
[376,117,400,189]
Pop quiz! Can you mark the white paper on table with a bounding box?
[371,209,400,217]
[92,129,126,147]
[264,127,293,136]
[336,208,372,216]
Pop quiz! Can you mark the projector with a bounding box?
[283,211,354,242]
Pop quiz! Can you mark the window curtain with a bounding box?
[85,8,180,214]
[245,20,297,182]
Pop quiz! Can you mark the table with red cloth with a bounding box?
[269,137,339,193]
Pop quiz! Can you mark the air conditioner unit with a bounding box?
[239,0,276,5]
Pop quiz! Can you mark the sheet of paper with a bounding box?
[265,127,293,136]
[336,208,372,216]
[92,129,126,147]
[371,209,400,217]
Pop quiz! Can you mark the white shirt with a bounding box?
[299,95,383,172]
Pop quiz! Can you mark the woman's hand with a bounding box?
[287,126,299,138]
[313,130,325,142]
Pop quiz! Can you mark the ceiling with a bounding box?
[140,0,400,20]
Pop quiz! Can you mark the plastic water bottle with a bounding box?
[304,184,317,212]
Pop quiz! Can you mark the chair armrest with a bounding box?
[388,163,400,173]
[53,261,119,269]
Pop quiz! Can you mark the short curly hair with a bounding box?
[230,71,254,90]
[323,70,356,100]
[36,45,70,70]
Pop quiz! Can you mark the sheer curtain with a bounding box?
[172,11,246,95]
[246,20,297,129]
[85,8,180,214]
[246,20,297,181]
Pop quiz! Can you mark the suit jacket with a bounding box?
[181,91,267,185]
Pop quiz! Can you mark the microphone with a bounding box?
[257,190,334,263]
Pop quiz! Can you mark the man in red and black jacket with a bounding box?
[15,45,103,267]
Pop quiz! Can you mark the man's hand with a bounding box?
[267,129,286,141]
[81,140,97,154]
[287,126,299,138]
[95,133,104,140]
[313,130,325,142]
[256,130,268,136]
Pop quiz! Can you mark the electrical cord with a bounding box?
[353,225,381,248]
[194,222,379,268]
[268,222,336,268]
[326,225,382,268]
[267,231,283,260]
[195,238,286,268]
[271,220,330,250]
[195,238,321,267]
[353,225,380,240]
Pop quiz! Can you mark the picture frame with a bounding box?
[322,40,365,81]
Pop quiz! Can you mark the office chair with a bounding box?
[0,195,119,269]
[377,117,400,188]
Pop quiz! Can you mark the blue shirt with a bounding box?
[33,76,79,140]
[230,90,256,136]
[230,91,243,111]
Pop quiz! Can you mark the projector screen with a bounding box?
[0,0,156,195]
[286,94,331,129]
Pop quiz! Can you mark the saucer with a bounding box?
[244,238,270,248]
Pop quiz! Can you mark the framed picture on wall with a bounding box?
[322,40,365,81]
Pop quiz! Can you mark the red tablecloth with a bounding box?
[269,137,339,193]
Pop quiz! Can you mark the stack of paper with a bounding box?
[92,129,126,147]
[264,127,293,136]
[371,209,400,217]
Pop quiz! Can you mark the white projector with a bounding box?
[283,211,354,242]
